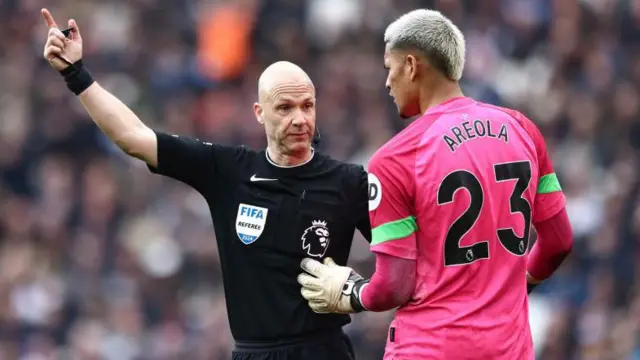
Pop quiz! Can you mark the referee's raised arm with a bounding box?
[41,8,157,167]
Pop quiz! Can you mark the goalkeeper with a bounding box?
[298,8,573,360]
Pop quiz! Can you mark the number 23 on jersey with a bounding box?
[437,161,532,267]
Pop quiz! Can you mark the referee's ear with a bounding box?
[253,102,265,124]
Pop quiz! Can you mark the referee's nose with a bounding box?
[291,109,310,127]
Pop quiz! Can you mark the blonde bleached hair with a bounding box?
[384,9,466,81]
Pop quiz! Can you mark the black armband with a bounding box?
[60,59,95,95]
[527,283,538,294]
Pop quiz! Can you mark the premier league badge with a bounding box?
[301,220,331,257]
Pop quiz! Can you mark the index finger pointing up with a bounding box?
[41,8,58,28]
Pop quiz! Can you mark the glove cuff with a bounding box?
[350,279,369,312]
[342,272,369,313]
[60,59,95,95]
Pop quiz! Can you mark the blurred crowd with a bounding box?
[0,0,639,358]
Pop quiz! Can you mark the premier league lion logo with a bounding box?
[301,220,330,258]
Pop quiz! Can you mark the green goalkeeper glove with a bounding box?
[297,257,368,314]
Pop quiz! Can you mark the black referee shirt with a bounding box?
[148,132,371,341]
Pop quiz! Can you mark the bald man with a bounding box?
[254,61,320,165]
[42,10,370,360]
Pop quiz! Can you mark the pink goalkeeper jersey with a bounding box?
[367,97,565,360]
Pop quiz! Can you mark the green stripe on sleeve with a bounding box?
[371,216,418,246]
[538,173,562,194]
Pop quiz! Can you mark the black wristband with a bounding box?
[60,59,95,95]
[341,272,369,313]
[527,283,538,294]
[349,278,370,313]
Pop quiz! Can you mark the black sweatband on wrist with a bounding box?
[60,59,95,95]
[349,279,370,313]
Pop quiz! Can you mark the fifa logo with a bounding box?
[236,203,268,245]
[301,220,331,258]
[240,206,265,219]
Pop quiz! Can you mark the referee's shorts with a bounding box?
[232,330,355,360]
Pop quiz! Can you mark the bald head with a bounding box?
[258,61,314,103]
[252,61,317,161]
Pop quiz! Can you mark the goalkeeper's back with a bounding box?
[368,97,565,359]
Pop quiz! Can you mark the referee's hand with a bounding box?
[41,8,83,71]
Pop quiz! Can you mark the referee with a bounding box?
[41,9,371,360]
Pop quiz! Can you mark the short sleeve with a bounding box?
[148,131,243,195]
[368,154,417,260]
[517,115,566,223]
